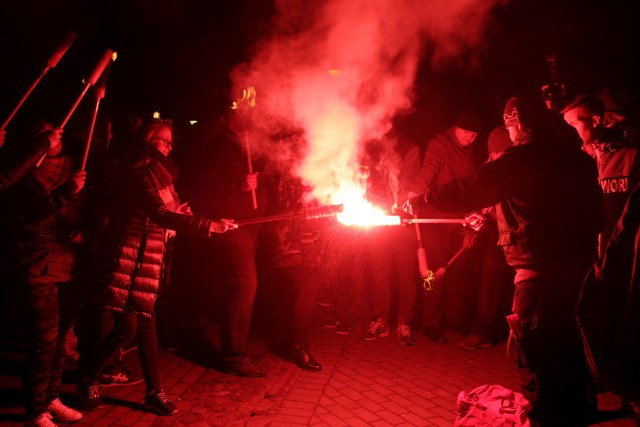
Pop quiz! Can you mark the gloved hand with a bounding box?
[464,212,486,232]
[401,192,428,216]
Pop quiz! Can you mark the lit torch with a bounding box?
[231,86,258,209]
[59,48,114,129]
[79,51,117,172]
[36,48,114,167]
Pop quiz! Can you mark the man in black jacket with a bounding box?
[405,93,603,425]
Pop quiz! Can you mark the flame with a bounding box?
[330,185,400,227]
[232,86,257,110]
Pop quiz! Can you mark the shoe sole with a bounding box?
[362,330,389,341]
[50,413,83,422]
[100,378,144,387]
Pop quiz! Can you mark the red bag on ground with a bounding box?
[455,384,532,426]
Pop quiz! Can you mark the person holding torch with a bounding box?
[403,92,603,425]
[78,119,236,415]
[1,121,86,427]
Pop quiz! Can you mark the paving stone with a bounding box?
[2,325,638,427]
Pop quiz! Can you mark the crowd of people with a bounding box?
[1,72,639,427]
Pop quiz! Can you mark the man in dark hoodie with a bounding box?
[405,93,603,425]
[407,109,483,344]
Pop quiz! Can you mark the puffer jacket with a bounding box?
[99,158,212,317]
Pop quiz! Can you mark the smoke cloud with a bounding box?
[230,0,506,205]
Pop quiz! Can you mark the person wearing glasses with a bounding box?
[78,119,236,416]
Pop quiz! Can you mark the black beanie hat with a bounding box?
[503,93,547,128]
[454,109,483,133]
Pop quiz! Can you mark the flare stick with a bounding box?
[404,218,471,225]
[236,204,344,226]
[1,32,77,131]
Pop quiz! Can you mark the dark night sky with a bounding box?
[1,0,638,140]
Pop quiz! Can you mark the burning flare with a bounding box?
[332,185,400,227]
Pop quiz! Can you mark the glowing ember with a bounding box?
[334,187,400,227]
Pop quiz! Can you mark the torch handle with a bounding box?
[243,132,258,209]
[0,67,50,131]
[446,244,468,268]
[35,82,92,167]
[60,82,92,130]
[80,96,101,172]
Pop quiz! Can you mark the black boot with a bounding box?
[291,345,322,372]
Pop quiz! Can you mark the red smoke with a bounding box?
[230,0,505,206]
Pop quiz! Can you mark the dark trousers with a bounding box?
[87,312,160,392]
[270,268,318,346]
[210,227,258,356]
[511,267,593,425]
[369,225,418,325]
[23,280,80,417]
[469,227,514,339]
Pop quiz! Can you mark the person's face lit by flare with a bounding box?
[563,105,600,145]
[454,127,478,147]
[147,125,173,156]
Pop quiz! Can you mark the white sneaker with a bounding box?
[25,412,58,427]
[47,398,83,422]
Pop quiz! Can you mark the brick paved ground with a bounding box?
[0,322,636,427]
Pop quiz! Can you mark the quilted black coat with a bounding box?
[99,157,212,317]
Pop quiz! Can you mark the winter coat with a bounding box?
[100,156,212,317]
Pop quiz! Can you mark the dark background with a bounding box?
[1,0,639,144]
